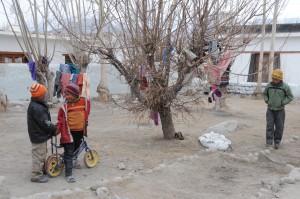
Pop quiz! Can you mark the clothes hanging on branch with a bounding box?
[163,45,175,64]
[76,73,84,94]
[71,74,79,84]
[150,111,159,126]
[68,63,80,74]
[61,72,72,96]
[205,51,233,85]
[208,85,222,103]
[54,62,89,99]
[59,64,71,74]
[140,77,148,91]
[209,40,219,64]
[139,65,149,91]
[42,57,48,64]
[28,60,36,81]
[53,71,62,98]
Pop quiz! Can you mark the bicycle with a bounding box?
[44,136,99,177]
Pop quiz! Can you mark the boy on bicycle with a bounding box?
[56,83,90,183]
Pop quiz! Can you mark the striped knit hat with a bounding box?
[30,83,47,99]
[272,69,283,80]
[65,83,80,97]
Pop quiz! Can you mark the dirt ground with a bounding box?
[0,95,300,199]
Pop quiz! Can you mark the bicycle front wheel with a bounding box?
[84,150,99,168]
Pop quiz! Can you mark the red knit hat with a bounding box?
[65,83,80,97]
[30,83,47,99]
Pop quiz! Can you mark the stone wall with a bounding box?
[227,82,267,95]
[227,82,300,98]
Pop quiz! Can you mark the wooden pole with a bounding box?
[255,0,266,98]
[268,0,280,81]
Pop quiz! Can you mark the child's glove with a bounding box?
[54,129,60,136]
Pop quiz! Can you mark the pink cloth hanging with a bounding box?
[61,72,72,96]
[205,51,233,84]
[150,111,159,126]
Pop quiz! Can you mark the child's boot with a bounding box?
[65,175,76,183]
[73,159,81,169]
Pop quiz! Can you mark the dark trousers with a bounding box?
[71,131,84,155]
[62,142,74,176]
[266,108,285,145]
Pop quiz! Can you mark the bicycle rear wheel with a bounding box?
[45,155,64,177]
[84,150,99,168]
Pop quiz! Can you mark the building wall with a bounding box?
[0,31,68,64]
[230,33,300,85]
[230,33,300,97]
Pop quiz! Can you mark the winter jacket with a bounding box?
[27,98,57,143]
[56,97,90,144]
[263,81,293,111]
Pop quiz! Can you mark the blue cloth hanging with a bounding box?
[71,74,79,83]
[163,45,174,63]
[68,63,80,74]
[28,60,36,81]
[59,63,71,74]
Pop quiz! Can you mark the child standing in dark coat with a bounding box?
[27,83,56,183]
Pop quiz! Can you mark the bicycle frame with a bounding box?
[74,140,88,159]
[51,136,95,166]
[73,137,95,160]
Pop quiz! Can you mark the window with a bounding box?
[4,56,12,63]
[64,54,76,64]
[0,52,26,63]
[15,57,23,63]
[247,53,280,83]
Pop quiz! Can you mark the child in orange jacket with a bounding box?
[56,83,90,183]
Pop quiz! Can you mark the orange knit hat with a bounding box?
[30,83,47,99]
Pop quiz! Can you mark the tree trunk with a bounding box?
[36,66,47,86]
[78,61,89,73]
[36,61,54,103]
[46,69,55,103]
[214,86,227,110]
[97,63,110,102]
[159,106,176,139]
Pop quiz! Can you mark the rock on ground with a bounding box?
[0,91,8,112]
[204,120,239,135]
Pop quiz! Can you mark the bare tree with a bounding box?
[47,0,95,72]
[0,0,55,102]
[50,0,273,139]
[48,0,110,101]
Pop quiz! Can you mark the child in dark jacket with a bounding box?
[263,69,293,149]
[56,83,90,183]
[27,83,56,183]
